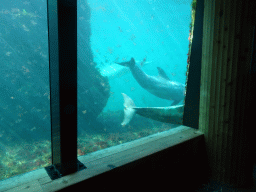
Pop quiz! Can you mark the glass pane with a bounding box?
[0,1,51,180]
[77,0,194,156]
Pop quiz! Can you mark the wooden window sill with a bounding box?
[0,126,203,192]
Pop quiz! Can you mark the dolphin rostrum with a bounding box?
[115,58,185,105]
[121,93,184,126]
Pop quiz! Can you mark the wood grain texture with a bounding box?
[199,0,254,187]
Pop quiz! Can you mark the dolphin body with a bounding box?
[115,58,185,106]
[121,93,184,126]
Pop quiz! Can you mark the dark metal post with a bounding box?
[46,0,85,179]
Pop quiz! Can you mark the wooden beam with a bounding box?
[199,0,255,187]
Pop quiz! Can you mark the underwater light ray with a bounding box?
[111,0,138,32]
[0,36,17,54]
[148,2,184,53]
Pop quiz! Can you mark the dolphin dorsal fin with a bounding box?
[157,67,170,80]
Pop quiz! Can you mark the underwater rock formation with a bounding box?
[0,0,109,144]
[77,0,110,123]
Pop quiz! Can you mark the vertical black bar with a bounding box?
[47,0,78,176]
[183,0,204,129]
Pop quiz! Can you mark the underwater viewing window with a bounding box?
[0,0,202,190]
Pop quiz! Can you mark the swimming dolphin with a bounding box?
[121,93,184,126]
[115,58,185,105]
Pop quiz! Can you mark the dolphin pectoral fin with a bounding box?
[121,93,136,126]
[115,58,136,67]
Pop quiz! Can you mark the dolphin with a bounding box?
[115,58,185,105]
[121,93,184,126]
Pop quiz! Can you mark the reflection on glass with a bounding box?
[0,2,50,180]
[77,0,195,156]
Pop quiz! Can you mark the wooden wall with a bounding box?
[199,0,255,187]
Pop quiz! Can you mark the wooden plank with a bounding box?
[222,0,238,183]
[231,1,254,185]
[0,126,202,192]
[200,0,215,147]
[0,169,48,192]
[214,0,223,181]
[206,0,218,176]
[199,0,254,187]
[210,0,221,179]
[3,180,43,192]
[218,0,231,182]
[227,0,244,184]
[199,0,211,135]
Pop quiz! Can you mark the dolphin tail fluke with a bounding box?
[115,58,135,67]
[121,93,136,126]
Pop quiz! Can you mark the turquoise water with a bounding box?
[0,0,193,181]
[89,0,191,110]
